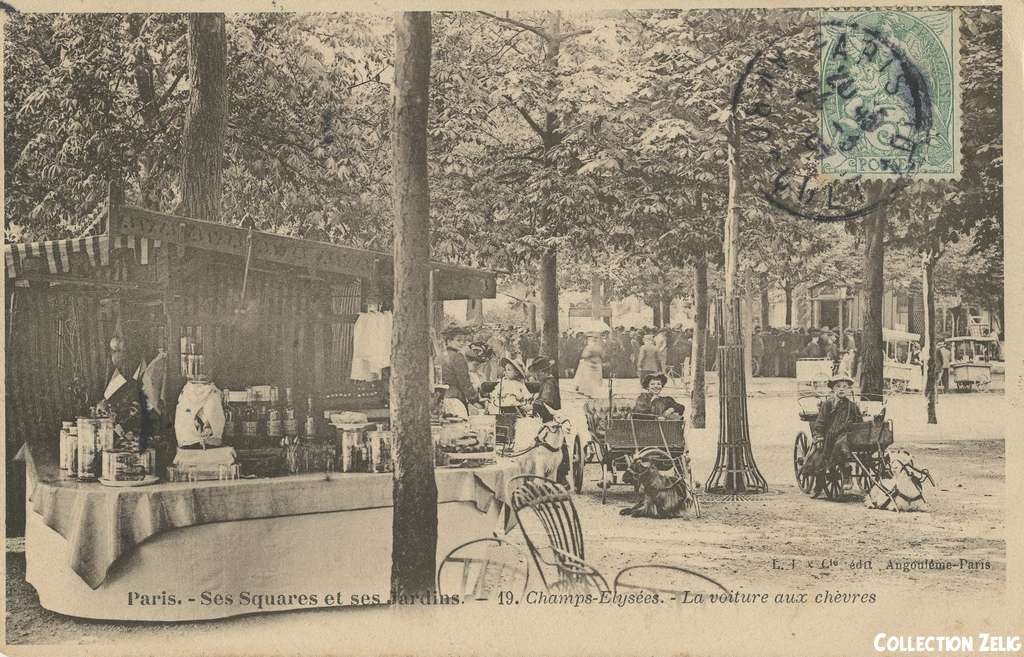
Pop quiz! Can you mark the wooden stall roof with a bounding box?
[100,204,497,300]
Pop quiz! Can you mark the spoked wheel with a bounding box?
[793,431,815,494]
[572,436,584,493]
[600,461,609,504]
[821,465,845,500]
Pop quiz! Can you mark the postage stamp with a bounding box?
[817,9,961,180]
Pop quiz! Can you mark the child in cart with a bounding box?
[801,374,862,495]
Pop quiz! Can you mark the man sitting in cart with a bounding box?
[802,374,862,495]
[633,373,686,420]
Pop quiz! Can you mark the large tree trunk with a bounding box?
[590,273,603,319]
[759,282,770,329]
[539,247,560,407]
[180,14,227,221]
[922,250,939,424]
[784,282,793,326]
[691,256,708,429]
[662,296,673,327]
[860,203,886,401]
[390,11,436,600]
[651,300,662,328]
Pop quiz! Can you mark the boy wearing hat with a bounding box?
[802,374,862,494]
[633,373,686,419]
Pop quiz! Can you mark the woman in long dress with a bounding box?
[573,334,605,398]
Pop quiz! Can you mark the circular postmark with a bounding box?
[731,11,946,222]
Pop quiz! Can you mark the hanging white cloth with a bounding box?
[350,311,394,381]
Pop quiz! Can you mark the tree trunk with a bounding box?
[860,199,886,402]
[590,273,603,319]
[759,282,770,329]
[691,256,708,429]
[527,302,537,333]
[180,14,227,222]
[723,114,740,315]
[539,247,560,407]
[662,296,673,327]
[652,300,662,328]
[922,250,939,424]
[390,11,436,601]
[784,283,793,326]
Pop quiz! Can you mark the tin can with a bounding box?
[58,422,72,471]
[368,431,384,472]
[97,417,115,451]
[76,417,99,480]
[341,430,358,472]
[267,408,282,439]
[66,426,79,477]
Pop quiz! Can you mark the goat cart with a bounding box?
[792,394,894,500]
[581,397,698,514]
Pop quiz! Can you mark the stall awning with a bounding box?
[5,205,498,301]
[107,204,497,300]
[4,235,161,279]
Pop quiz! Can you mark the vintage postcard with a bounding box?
[1,1,1020,656]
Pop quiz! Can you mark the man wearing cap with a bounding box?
[441,328,480,412]
[803,374,862,495]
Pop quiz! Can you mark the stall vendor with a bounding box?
[441,327,480,411]
[633,373,686,419]
[491,357,532,414]
[96,335,157,450]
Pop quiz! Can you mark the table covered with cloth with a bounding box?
[16,445,521,621]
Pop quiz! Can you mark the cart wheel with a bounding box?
[571,437,584,493]
[793,431,815,494]
[822,466,844,500]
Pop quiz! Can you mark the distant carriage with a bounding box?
[883,329,924,393]
[944,335,1000,392]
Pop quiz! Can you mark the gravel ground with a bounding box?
[4,379,1005,646]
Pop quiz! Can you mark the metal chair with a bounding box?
[548,547,610,595]
[508,474,585,591]
[436,537,530,603]
[613,564,728,598]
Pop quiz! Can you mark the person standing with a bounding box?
[635,333,662,383]
[97,334,157,451]
[573,334,605,398]
[440,328,480,413]
[938,341,951,391]
[752,326,764,377]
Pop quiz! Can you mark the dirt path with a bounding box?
[4,385,1005,645]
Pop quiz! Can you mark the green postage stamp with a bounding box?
[818,9,961,180]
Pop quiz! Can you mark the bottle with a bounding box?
[222,391,235,446]
[241,389,258,450]
[304,396,317,440]
[267,386,283,442]
[283,387,298,440]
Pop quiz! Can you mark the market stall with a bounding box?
[6,196,502,620]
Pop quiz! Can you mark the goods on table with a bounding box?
[101,449,156,482]
[432,418,495,466]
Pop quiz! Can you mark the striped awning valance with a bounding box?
[4,235,161,279]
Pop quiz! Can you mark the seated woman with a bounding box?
[489,357,532,414]
[633,373,686,420]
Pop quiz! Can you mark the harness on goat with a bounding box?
[858,455,934,511]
